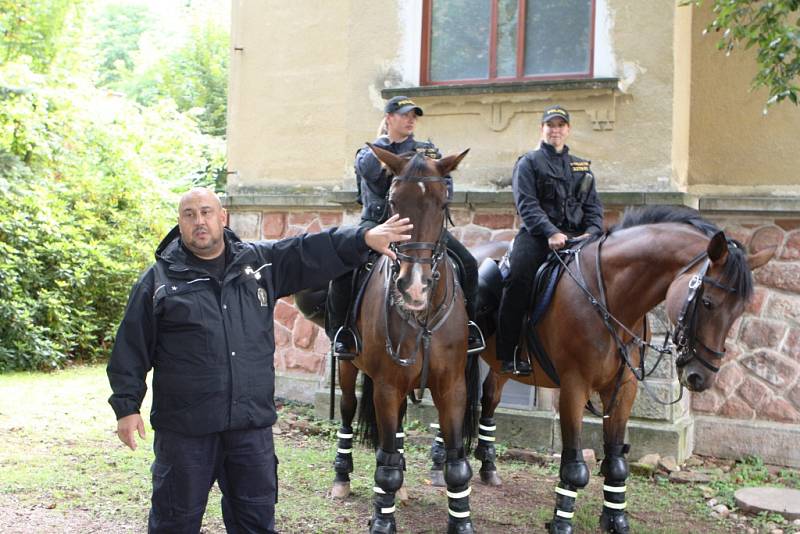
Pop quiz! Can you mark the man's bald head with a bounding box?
[177,187,227,259]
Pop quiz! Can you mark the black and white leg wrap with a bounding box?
[600,443,630,532]
[445,448,473,525]
[474,417,497,464]
[430,423,446,467]
[334,426,354,480]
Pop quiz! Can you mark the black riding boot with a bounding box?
[465,290,485,354]
[326,272,356,359]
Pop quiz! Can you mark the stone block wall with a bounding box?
[226,195,800,464]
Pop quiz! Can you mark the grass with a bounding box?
[1,364,798,533]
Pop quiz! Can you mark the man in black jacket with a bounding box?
[107,187,411,533]
[497,105,604,375]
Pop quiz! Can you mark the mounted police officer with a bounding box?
[326,95,484,357]
[107,187,412,533]
[497,105,604,375]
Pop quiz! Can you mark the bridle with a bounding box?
[554,234,739,416]
[670,252,737,373]
[381,174,458,400]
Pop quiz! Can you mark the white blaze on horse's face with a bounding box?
[402,262,429,310]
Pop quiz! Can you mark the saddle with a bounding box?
[476,244,581,386]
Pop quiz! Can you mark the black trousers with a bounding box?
[496,229,551,363]
[326,223,479,339]
[148,427,278,534]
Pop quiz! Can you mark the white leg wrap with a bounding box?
[337,448,352,454]
[337,432,353,439]
[478,424,496,431]
[604,500,627,510]
[556,509,575,519]
[555,486,578,498]
[373,486,386,494]
[430,423,440,429]
[381,505,396,514]
[478,435,495,441]
[603,484,626,493]
[448,508,470,518]
[395,432,405,438]
[446,486,472,499]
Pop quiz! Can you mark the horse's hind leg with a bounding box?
[331,360,358,499]
[598,378,637,533]
[548,378,591,534]
[429,422,446,486]
[474,370,508,486]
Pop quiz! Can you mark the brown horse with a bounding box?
[331,145,480,534]
[436,206,774,534]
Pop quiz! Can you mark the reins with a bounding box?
[381,174,459,403]
[552,233,736,417]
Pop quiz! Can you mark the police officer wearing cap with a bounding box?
[326,95,485,357]
[497,105,604,375]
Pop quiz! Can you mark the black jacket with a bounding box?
[512,142,603,237]
[355,135,446,223]
[107,224,369,436]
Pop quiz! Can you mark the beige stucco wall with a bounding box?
[227,1,799,195]
[687,5,800,191]
[227,0,698,193]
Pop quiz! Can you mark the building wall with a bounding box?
[687,4,800,191]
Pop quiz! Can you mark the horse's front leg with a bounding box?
[370,384,405,534]
[598,377,637,533]
[431,380,475,534]
[331,360,358,499]
[474,368,509,486]
[548,377,591,534]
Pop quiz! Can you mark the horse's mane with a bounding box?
[609,205,753,299]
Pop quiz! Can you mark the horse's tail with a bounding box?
[355,373,379,448]
[462,352,481,454]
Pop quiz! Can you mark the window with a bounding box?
[421,0,595,85]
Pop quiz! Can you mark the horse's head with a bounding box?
[665,231,775,392]
[368,143,469,311]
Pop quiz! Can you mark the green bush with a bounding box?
[0,62,223,371]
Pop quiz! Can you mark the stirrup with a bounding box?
[510,346,532,376]
[332,326,357,360]
[467,321,486,354]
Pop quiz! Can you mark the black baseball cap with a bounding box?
[384,96,423,116]
[541,105,570,124]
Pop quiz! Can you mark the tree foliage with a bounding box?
[685,0,800,107]
[0,8,225,370]
[92,2,152,87]
[0,0,83,72]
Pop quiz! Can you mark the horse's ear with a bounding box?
[707,231,728,264]
[436,148,470,177]
[367,143,406,176]
[747,246,776,271]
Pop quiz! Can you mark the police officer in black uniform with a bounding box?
[107,188,411,533]
[326,95,484,357]
[497,105,604,375]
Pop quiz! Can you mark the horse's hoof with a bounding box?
[447,519,475,534]
[396,485,409,502]
[479,470,502,486]
[330,481,350,499]
[599,511,630,533]
[429,469,446,487]
[546,519,573,534]
[368,516,396,534]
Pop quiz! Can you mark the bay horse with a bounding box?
[331,145,480,534]
[435,206,775,533]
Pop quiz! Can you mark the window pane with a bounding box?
[430,0,491,81]
[524,0,591,76]
[496,0,519,78]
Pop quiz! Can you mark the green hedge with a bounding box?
[0,63,223,371]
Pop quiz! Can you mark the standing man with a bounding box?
[107,187,412,533]
[496,105,604,375]
[326,95,484,357]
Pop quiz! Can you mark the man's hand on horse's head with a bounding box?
[116,413,146,451]
[365,214,413,261]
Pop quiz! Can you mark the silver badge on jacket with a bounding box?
[257,287,269,307]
